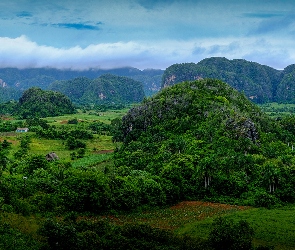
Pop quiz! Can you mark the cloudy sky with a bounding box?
[0,0,294,70]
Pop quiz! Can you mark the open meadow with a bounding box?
[0,109,125,161]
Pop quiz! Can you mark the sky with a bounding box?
[0,0,294,70]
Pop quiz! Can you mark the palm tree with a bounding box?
[263,161,280,193]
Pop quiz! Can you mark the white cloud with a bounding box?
[0,35,294,70]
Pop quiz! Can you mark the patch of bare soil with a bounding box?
[94,150,114,154]
[170,201,249,211]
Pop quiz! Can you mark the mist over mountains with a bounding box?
[1,57,295,104]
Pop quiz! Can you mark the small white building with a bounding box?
[16,128,29,133]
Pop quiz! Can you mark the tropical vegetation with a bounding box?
[0,75,295,249]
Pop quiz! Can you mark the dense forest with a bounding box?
[0,67,162,102]
[115,79,295,206]
[49,74,145,105]
[162,57,295,103]
[0,87,76,118]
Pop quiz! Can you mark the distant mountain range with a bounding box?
[0,67,163,103]
[1,57,295,104]
[162,57,295,103]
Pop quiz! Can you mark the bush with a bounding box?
[208,217,254,250]
[65,137,86,150]
[253,191,281,208]
[24,155,49,175]
[38,219,77,250]
[68,118,78,124]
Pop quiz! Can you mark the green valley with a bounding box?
[1,76,295,249]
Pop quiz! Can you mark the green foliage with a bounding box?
[35,124,93,140]
[88,120,112,134]
[114,79,295,205]
[57,169,110,212]
[39,218,77,249]
[70,148,86,160]
[26,118,49,130]
[65,137,86,150]
[71,153,112,168]
[50,74,145,105]
[38,218,202,250]
[23,154,49,175]
[208,217,254,250]
[0,221,41,250]
[16,87,76,118]
[161,57,289,104]
[0,120,24,132]
[14,135,31,159]
[67,118,78,124]
[0,100,18,115]
[0,67,163,103]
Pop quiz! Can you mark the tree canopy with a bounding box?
[114,79,295,204]
[16,87,76,118]
[161,57,288,103]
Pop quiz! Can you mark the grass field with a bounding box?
[45,108,129,126]
[176,204,295,250]
[94,201,295,249]
[72,153,113,169]
[0,132,115,161]
[0,109,125,162]
[258,102,295,117]
[2,200,294,249]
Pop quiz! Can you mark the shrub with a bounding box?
[253,190,281,208]
[65,137,86,150]
[208,217,254,250]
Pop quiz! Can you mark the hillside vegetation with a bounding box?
[49,74,145,105]
[3,57,295,104]
[162,57,295,103]
[14,87,76,118]
[0,67,162,102]
[115,79,295,206]
[1,79,295,249]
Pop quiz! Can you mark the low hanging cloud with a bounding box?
[0,35,294,70]
[0,35,161,70]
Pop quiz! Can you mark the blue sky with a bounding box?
[0,0,294,70]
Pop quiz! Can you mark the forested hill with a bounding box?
[0,67,163,102]
[162,57,295,103]
[114,79,295,205]
[16,87,76,118]
[49,74,145,105]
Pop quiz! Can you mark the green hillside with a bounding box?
[161,57,293,103]
[0,67,162,102]
[115,78,295,205]
[49,74,145,105]
[16,87,76,118]
[1,80,295,249]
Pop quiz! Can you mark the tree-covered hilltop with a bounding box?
[0,67,162,102]
[161,57,293,103]
[49,74,145,105]
[114,79,295,206]
[15,87,76,118]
